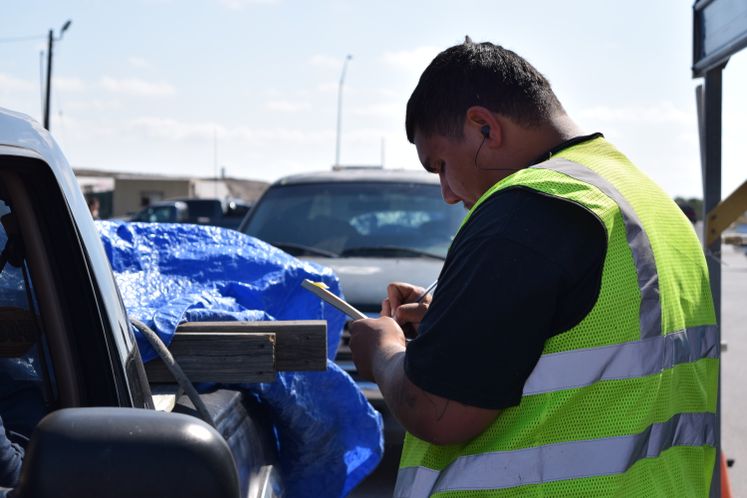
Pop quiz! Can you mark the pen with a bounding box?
[416,280,438,303]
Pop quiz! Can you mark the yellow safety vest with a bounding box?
[395,137,718,497]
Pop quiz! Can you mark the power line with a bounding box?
[0,34,45,44]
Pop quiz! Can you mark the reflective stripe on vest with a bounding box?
[532,158,661,340]
[523,324,718,395]
[394,412,716,497]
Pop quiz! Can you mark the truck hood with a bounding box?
[301,256,443,313]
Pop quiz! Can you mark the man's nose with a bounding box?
[440,174,461,204]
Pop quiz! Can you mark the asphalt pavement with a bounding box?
[719,245,747,495]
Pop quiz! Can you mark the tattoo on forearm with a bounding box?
[421,390,449,421]
[416,387,449,421]
[435,400,449,421]
[399,382,418,410]
[389,353,450,424]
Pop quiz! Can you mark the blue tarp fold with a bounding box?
[97,221,383,498]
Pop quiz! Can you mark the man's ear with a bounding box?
[465,106,501,148]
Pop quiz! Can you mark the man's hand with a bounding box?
[381,282,432,337]
[348,316,406,380]
[349,316,499,445]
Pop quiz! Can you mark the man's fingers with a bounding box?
[386,283,407,310]
[381,297,392,317]
[394,302,428,325]
[387,282,426,309]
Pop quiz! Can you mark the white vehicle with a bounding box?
[0,108,288,498]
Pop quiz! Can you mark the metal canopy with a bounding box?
[693,0,747,77]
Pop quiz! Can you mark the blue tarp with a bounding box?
[97,221,383,498]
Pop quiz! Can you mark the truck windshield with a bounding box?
[242,182,465,258]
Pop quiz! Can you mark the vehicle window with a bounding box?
[185,200,221,218]
[225,202,250,218]
[0,199,50,442]
[243,182,465,258]
[1,160,125,414]
[136,206,177,222]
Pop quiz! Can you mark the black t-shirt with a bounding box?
[404,187,607,410]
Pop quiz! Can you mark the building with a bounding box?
[73,168,268,219]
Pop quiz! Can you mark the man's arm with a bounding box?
[0,417,23,487]
[349,317,499,446]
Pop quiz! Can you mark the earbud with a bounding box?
[473,123,521,172]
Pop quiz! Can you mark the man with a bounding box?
[86,196,100,220]
[0,415,22,487]
[348,39,718,497]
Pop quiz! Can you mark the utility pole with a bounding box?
[43,20,72,131]
[43,29,53,130]
[335,54,352,167]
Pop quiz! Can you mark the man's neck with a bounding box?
[502,114,581,170]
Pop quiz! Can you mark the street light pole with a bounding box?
[335,54,352,167]
[43,19,72,131]
[43,29,53,130]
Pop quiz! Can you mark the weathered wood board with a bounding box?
[145,320,327,384]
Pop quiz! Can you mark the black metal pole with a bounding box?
[43,29,53,130]
[703,66,723,343]
[702,64,723,498]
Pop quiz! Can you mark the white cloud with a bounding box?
[56,77,86,92]
[0,73,35,92]
[308,54,343,69]
[344,127,395,142]
[128,117,220,140]
[374,88,400,99]
[100,76,176,97]
[265,100,311,112]
[218,0,279,9]
[229,127,333,145]
[381,46,440,72]
[128,56,150,69]
[316,82,359,95]
[316,82,339,94]
[64,99,123,111]
[675,130,699,147]
[578,102,693,126]
[128,116,333,145]
[351,102,402,119]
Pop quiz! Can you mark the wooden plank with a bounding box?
[145,332,276,384]
[176,320,327,372]
[706,180,747,246]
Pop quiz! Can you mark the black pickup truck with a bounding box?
[0,108,317,498]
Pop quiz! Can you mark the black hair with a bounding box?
[405,38,564,143]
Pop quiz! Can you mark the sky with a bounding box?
[1,0,745,199]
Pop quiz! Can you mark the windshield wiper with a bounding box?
[340,246,446,260]
[270,242,339,258]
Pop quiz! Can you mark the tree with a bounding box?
[674,197,702,223]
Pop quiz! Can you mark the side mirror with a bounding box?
[12,407,239,498]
